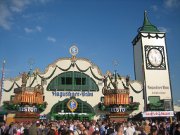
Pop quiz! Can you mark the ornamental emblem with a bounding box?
[67,99,78,112]
[69,45,78,56]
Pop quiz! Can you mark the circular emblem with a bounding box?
[69,45,78,56]
[67,99,78,112]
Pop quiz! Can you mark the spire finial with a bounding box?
[138,11,159,32]
[143,10,151,26]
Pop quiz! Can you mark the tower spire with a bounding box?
[139,11,159,32]
[143,10,151,26]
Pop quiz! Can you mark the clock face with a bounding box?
[144,46,166,70]
[148,48,162,66]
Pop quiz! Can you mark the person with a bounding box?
[74,124,84,135]
[88,121,95,135]
[92,130,100,135]
[111,123,123,135]
[158,123,167,135]
[0,124,2,135]
[150,125,158,135]
[125,122,135,135]
[174,124,180,135]
[170,122,176,135]
[82,128,89,135]
[143,120,151,135]
[99,121,106,135]
[8,122,17,135]
[54,126,59,135]
[66,130,74,135]
[23,124,30,135]
[29,122,38,135]
[106,123,114,135]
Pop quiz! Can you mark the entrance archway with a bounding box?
[50,97,95,121]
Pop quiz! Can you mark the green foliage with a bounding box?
[98,102,140,111]
[3,101,47,113]
[3,101,18,110]
[127,102,140,110]
[37,102,48,112]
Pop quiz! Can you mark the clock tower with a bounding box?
[132,11,173,113]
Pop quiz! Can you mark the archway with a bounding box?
[50,97,95,121]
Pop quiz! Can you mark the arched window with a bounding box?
[47,71,99,91]
[52,98,95,114]
[50,98,95,121]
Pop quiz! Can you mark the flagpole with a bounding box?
[0,60,5,105]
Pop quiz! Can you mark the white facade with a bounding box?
[2,57,143,119]
[133,32,172,104]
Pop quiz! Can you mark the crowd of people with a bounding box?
[0,119,180,135]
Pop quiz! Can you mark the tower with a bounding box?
[132,11,173,114]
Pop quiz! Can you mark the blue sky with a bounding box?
[0,0,180,104]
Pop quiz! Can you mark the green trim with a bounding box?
[129,83,143,93]
[38,66,57,80]
[139,11,159,32]
[57,64,72,72]
[75,63,90,72]
[29,75,37,87]
[4,61,103,93]
[89,68,102,81]
[3,81,20,92]
[38,62,103,81]
[132,33,165,46]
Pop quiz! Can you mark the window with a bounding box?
[47,71,99,91]
[61,77,65,84]
[61,77,72,85]
[75,78,86,85]
[66,77,72,85]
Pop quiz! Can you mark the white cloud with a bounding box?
[152,5,158,12]
[0,0,50,30]
[0,4,12,30]
[38,0,51,4]
[47,36,56,43]
[164,0,180,8]
[10,0,30,12]
[158,27,169,33]
[24,26,42,33]
[24,27,33,33]
[36,26,42,32]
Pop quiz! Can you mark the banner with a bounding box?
[142,111,174,117]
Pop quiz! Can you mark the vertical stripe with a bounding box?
[123,94,124,104]
[121,94,123,104]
